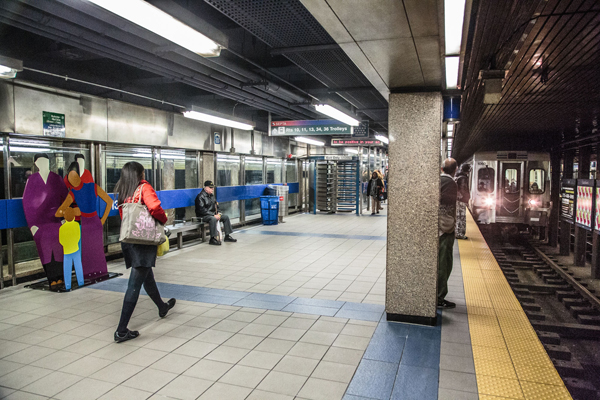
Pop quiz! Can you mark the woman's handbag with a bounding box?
[119,184,166,245]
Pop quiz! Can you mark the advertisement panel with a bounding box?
[575,179,594,230]
[560,179,576,223]
[595,184,600,232]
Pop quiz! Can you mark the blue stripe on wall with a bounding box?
[1,184,299,229]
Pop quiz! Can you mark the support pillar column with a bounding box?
[548,151,560,247]
[386,92,442,326]
[574,147,591,266]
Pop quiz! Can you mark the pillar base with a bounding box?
[386,313,437,326]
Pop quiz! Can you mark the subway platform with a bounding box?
[0,209,570,399]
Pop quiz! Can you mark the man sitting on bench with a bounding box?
[195,180,237,246]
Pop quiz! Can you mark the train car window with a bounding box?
[529,169,545,194]
[477,167,494,193]
[504,169,519,193]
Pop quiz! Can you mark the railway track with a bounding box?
[481,228,600,400]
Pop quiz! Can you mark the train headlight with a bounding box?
[484,197,495,207]
[528,199,538,208]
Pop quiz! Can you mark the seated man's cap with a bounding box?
[204,180,215,188]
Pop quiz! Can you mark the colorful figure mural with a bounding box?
[56,170,112,279]
[60,206,84,290]
[22,154,69,289]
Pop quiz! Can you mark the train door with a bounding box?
[498,162,522,217]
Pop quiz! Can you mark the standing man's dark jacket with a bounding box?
[195,189,217,218]
[455,172,470,203]
[439,174,458,234]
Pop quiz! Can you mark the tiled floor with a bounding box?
[118,212,387,305]
[0,208,565,400]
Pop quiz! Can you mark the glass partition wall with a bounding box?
[8,138,92,279]
[1,135,296,284]
[244,156,263,222]
[216,154,240,224]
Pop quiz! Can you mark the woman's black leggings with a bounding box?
[117,267,165,334]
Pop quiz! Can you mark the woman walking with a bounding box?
[114,162,175,343]
[367,172,384,215]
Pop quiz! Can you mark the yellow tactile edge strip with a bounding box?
[458,211,572,400]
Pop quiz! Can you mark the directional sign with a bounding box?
[271,119,352,136]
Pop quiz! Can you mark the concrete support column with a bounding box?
[574,148,591,266]
[548,151,561,247]
[386,92,442,326]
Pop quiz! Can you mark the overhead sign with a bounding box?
[331,138,384,147]
[352,121,369,137]
[271,119,352,136]
[324,155,353,161]
[43,111,65,137]
[560,179,576,223]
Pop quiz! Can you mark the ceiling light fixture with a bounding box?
[294,136,325,146]
[445,56,460,89]
[183,106,255,130]
[444,0,466,55]
[314,104,359,126]
[0,55,22,79]
[87,0,222,57]
[345,148,359,154]
[375,135,389,144]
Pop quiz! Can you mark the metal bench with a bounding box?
[165,218,206,249]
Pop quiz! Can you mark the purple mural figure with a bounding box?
[56,170,112,279]
[22,153,68,290]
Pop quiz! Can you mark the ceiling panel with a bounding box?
[360,38,424,87]
[326,0,412,41]
[454,0,600,162]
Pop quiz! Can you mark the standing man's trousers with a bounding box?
[438,232,455,303]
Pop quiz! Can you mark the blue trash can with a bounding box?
[260,195,279,225]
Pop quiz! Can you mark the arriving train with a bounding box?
[463,151,551,232]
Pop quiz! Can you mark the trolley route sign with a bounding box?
[330,138,384,147]
[271,119,352,136]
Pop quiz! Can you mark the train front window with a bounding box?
[477,167,494,193]
[529,169,545,194]
[504,169,519,193]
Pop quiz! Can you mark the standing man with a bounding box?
[438,158,458,309]
[195,180,237,245]
[455,164,471,239]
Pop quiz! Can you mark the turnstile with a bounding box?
[336,161,358,212]
[316,161,338,212]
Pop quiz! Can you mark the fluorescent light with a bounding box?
[444,0,466,55]
[446,56,460,89]
[345,148,358,154]
[183,111,254,130]
[0,55,22,79]
[314,104,359,126]
[87,0,222,57]
[294,136,324,146]
[375,135,389,144]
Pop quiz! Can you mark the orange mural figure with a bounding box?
[56,170,112,279]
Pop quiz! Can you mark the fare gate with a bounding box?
[308,156,360,215]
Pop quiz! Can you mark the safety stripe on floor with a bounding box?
[237,230,387,241]
[459,211,572,399]
[90,278,385,322]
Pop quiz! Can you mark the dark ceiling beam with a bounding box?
[327,86,374,93]
[270,44,339,56]
[3,0,316,120]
